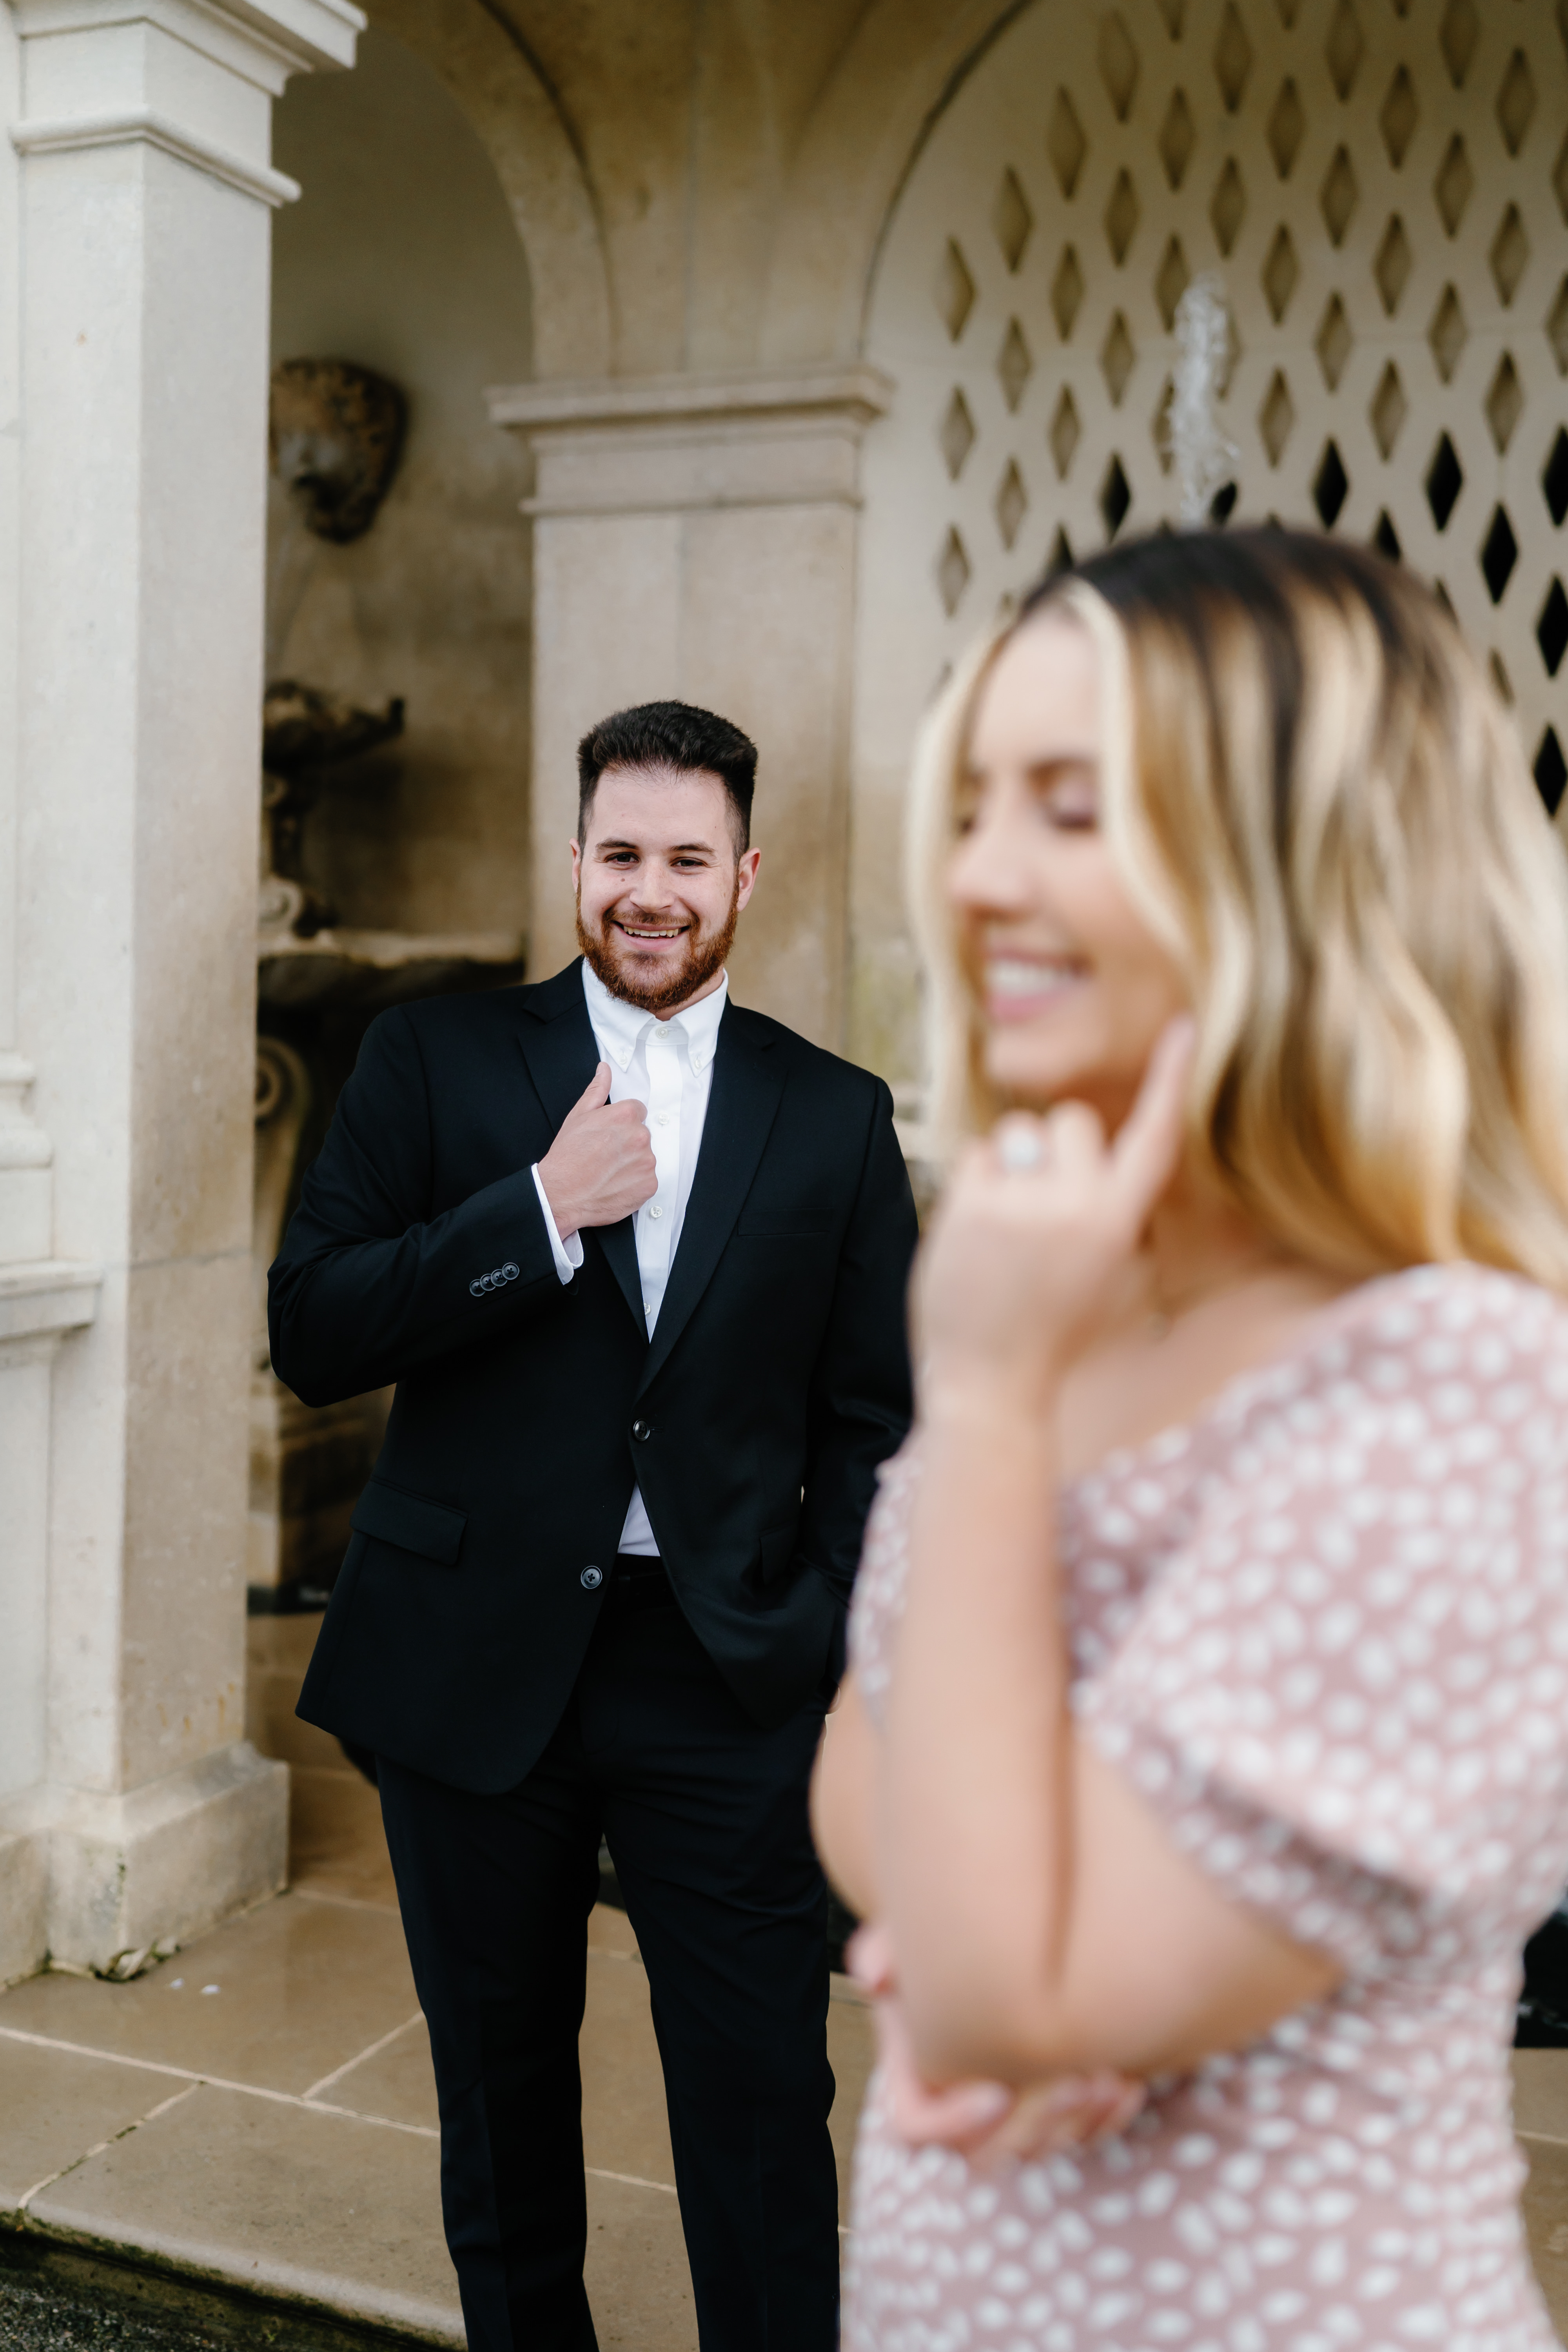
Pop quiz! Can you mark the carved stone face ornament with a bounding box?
[269,358,407,545]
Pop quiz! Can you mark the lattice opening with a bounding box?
[997,318,1033,411]
[1048,526,1074,577]
[1051,247,1085,341]
[1550,281,1568,375]
[1160,89,1196,189]
[1214,2,1253,111]
[1491,205,1529,305]
[1316,292,1353,388]
[1212,158,1247,256]
[995,459,1028,550]
[1435,135,1474,236]
[936,526,971,617]
[1099,13,1141,121]
[1210,481,1239,523]
[1101,312,1136,405]
[1373,510,1403,561]
[992,169,1034,272]
[1314,439,1350,526]
[1544,429,1568,528]
[1156,237,1191,330]
[1101,455,1132,538]
[1440,0,1479,88]
[1539,578,1568,677]
[1321,146,1359,244]
[1429,284,1467,381]
[1534,728,1566,817]
[1485,355,1523,455]
[1260,369,1296,464]
[1380,66,1418,168]
[1267,79,1305,177]
[936,240,976,340]
[1491,650,1514,703]
[1496,52,1537,157]
[1048,90,1087,199]
[1481,506,1519,603]
[1370,361,1407,458]
[939,388,976,480]
[1426,431,1464,530]
[1374,214,1412,313]
[1325,0,1365,101]
[1049,387,1082,481]
[1106,171,1141,266]
[1263,226,1299,322]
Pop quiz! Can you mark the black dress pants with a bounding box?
[376,1573,840,2352]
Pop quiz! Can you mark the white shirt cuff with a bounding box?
[531,1164,584,1283]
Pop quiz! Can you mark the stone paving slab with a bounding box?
[26,2083,459,2346]
[0,1896,418,2100]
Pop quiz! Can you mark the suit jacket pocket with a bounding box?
[350,1478,468,1566]
[756,1524,799,1585]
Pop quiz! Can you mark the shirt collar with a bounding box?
[580,957,728,1074]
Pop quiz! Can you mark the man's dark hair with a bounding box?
[576,701,758,853]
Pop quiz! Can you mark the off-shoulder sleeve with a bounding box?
[1080,1268,1568,1976]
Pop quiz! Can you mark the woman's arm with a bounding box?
[879,1026,1340,2087]
[882,1399,1338,2085]
[810,1670,880,1923]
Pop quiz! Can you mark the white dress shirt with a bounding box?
[530,958,728,1556]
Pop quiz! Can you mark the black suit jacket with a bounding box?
[269,961,918,1794]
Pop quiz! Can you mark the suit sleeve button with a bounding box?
[630,1419,652,1442]
[469,1279,485,1297]
[580,1565,603,1590]
[502,1261,519,1280]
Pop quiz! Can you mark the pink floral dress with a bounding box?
[845,1265,1568,2352]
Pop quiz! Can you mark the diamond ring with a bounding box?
[997,1123,1045,1174]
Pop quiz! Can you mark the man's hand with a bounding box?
[537,1062,657,1239]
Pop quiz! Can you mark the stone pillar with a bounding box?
[488,367,891,1049]
[0,0,360,1980]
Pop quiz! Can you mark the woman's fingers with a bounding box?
[1107,1015,1196,1229]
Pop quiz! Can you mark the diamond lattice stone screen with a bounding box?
[852,0,1568,959]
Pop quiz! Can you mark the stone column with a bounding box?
[488,367,892,1049]
[0,0,360,1980]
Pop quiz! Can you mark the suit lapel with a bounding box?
[514,963,644,1336]
[639,1008,784,1394]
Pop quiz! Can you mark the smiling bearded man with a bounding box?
[269,700,918,2352]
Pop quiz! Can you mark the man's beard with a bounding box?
[576,879,740,1015]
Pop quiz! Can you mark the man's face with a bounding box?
[572,764,761,1015]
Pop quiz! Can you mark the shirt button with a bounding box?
[648,1205,664,1220]
[580,1565,603,1590]
[631,1419,652,1442]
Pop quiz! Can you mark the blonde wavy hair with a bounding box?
[907,528,1568,1286]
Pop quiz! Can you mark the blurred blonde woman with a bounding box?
[814,528,1568,2350]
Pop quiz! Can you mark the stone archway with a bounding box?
[364,0,611,379]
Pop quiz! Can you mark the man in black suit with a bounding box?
[269,701,917,2352]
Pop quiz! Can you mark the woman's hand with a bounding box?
[850,1925,1145,2174]
[914,1016,1194,1417]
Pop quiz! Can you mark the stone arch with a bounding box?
[363,0,611,379]
[759,0,1032,367]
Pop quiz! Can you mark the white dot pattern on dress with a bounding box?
[845,1265,1568,2352]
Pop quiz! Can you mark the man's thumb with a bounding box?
[574,1060,612,1112]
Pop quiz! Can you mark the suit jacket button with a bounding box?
[469,1279,485,1297]
[631,1419,652,1442]
[501,1261,519,1280]
[580,1565,603,1590]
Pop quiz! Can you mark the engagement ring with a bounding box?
[998,1124,1044,1174]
